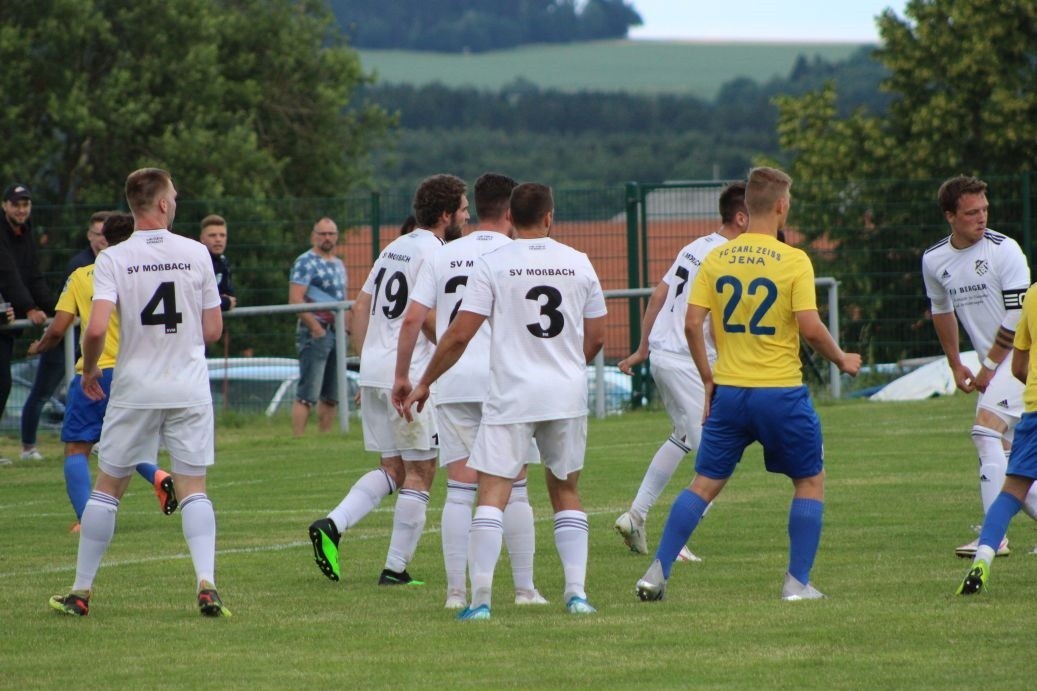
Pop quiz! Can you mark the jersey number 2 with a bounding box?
[140,281,183,334]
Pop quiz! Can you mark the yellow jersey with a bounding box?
[689,232,816,387]
[1012,283,1037,412]
[55,264,120,373]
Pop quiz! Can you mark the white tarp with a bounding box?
[869,351,980,401]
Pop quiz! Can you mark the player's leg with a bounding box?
[462,423,530,620]
[436,403,480,606]
[165,404,230,616]
[505,465,546,604]
[59,373,102,530]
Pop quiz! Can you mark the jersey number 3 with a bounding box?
[716,275,777,335]
[140,281,183,334]
[525,285,564,338]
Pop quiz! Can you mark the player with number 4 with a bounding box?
[635,167,860,603]
[307,174,469,587]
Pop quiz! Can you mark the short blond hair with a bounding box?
[746,166,792,215]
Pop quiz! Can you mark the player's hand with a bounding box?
[391,377,413,417]
[974,365,995,393]
[701,379,715,422]
[81,367,106,401]
[617,349,647,375]
[839,352,862,377]
[401,383,430,423]
[951,363,977,394]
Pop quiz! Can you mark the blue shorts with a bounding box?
[1006,412,1037,481]
[694,385,823,480]
[295,325,337,405]
[61,370,114,444]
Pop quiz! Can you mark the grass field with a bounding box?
[2,394,1035,688]
[358,40,864,99]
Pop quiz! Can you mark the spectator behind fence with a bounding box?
[0,182,54,466]
[398,214,418,237]
[199,215,236,311]
[20,210,115,463]
[288,217,347,436]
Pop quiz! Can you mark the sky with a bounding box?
[627,0,911,43]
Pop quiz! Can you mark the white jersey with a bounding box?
[359,228,442,388]
[649,232,728,359]
[91,229,221,409]
[922,229,1029,355]
[411,230,511,404]
[462,237,607,424]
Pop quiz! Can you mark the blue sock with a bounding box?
[135,462,159,484]
[979,492,1023,550]
[64,454,92,520]
[788,498,824,585]
[655,489,710,579]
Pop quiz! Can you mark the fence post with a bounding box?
[370,191,381,265]
[1022,171,1032,266]
[625,182,644,408]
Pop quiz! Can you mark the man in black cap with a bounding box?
[0,183,55,465]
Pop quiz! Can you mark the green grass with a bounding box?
[359,40,864,100]
[2,394,1035,688]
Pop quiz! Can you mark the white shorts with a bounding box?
[650,349,706,448]
[98,404,214,478]
[977,362,1024,425]
[469,416,586,481]
[438,401,539,467]
[360,386,438,462]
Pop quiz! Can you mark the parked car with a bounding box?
[207,357,359,416]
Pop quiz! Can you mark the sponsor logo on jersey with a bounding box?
[941,270,951,280]
[975,259,989,276]
[997,399,1010,408]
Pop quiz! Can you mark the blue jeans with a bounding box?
[21,345,66,446]
[295,326,337,405]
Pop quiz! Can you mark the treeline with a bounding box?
[329,0,641,53]
[365,47,891,192]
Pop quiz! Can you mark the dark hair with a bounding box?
[938,175,988,215]
[201,214,226,230]
[398,214,418,236]
[510,183,554,228]
[101,213,135,246]
[745,166,792,215]
[125,168,172,214]
[474,172,517,221]
[412,174,466,228]
[89,210,115,227]
[718,181,747,224]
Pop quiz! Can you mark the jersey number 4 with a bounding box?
[140,281,183,334]
[716,275,777,335]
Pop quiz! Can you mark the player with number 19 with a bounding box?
[307,174,468,587]
[635,167,861,603]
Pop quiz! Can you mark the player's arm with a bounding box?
[685,304,713,386]
[27,310,75,355]
[202,306,223,344]
[81,299,115,400]
[393,300,431,413]
[796,309,861,376]
[289,282,324,338]
[421,307,437,344]
[618,280,667,374]
[583,315,606,364]
[1012,346,1029,385]
[931,310,975,393]
[402,310,485,421]
[351,289,371,355]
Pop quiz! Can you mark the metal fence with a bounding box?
[8,173,1033,416]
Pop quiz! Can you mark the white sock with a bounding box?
[631,436,689,520]
[329,468,396,532]
[384,489,429,573]
[180,493,217,587]
[468,505,504,609]
[73,492,119,592]
[442,481,476,593]
[503,480,535,592]
[973,425,1007,513]
[554,510,589,602]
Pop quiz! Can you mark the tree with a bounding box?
[771,0,1037,363]
[0,0,392,204]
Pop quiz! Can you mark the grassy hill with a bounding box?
[358,39,867,99]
